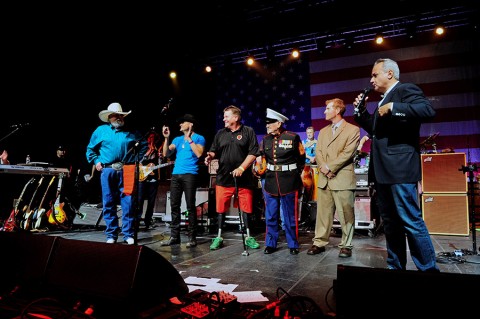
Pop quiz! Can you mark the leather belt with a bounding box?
[267,163,297,171]
[104,162,124,170]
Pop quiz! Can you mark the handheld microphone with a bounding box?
[353,88,371,116]
[10,123,30,128]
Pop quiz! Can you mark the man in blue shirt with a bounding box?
[161,114,206,248]
[86,102,148,245]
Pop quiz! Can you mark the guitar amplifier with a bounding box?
[355,173,368,189]
[164,188,210,222]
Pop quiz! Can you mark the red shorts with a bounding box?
[215,185,253,214]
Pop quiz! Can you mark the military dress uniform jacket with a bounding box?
[260,130,306,195]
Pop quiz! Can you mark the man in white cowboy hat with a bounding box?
[160,113,206,247]
[86,102,148,245]
[259,108,305,255]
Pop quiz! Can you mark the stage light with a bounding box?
[434,24,445,35]
[169,71,177,79]
[246,56,254,65]
[291,48,300,58]
[205,65,212,73]
[375,33,384,44]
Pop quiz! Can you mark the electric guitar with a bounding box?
[138,162,174,182]
[21,176,44,231]
[47,202,68,225]
[32,176,56,230]
[252,156,267,177]
[47,175,67,225]
[3,177,35,232]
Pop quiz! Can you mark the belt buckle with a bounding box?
[274,165,281,171]
[111,162,124,171]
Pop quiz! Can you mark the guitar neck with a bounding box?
[37,176,56,211]
[25,177,44,213]
[150,162,173,170]
[14,177,35,212]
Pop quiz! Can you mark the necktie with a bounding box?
[332,126,337,136]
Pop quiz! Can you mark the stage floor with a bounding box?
[2,202,480,318]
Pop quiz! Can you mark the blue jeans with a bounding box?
[100,168,135,241]
[169,174,198,240]
[375,183,439,271]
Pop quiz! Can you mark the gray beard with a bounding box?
[111,120,124,129]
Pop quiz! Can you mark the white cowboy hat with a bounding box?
[98,102,132,122]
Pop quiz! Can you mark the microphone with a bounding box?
[353,88,371,116]
[161,98,174,115]
[10,123,30,128]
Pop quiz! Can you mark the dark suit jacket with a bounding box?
[354,82,436,184]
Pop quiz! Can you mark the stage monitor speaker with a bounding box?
[43,237,188,316]
[421,193,469,236]
[421,153,467,193]
[335,265,480,319]
[0,232,57,293]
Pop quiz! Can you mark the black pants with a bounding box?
[169,174,198,240]
[137,180,159,226]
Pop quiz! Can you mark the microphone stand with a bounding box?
[459,162,479,261]
[125,130,150,245]
[0,127,20,144]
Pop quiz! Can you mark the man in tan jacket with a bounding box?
[307,98,359,258]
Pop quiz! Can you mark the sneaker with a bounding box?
[209,237,224,250]
[124,238,135,245]
[106,238,116,244]
[245,237,260,249]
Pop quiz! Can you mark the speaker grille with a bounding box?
[422,194,469,235]
[421,153,467,193]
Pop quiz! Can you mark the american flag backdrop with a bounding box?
[214,56,312,137]
[309,35,480,165]
[214,33,479,165]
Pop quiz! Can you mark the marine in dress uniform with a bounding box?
[260,108,306,255]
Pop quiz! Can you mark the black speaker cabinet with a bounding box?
[421,153,467,193]
[0,233,188,317]
[335,265,480,319]
[43,237,188,312]
[421,193,469,236]
[0,232,57,292]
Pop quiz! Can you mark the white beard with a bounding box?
[111,119,124,129]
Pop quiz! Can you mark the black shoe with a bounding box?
[290,248,299,255]
[186,239,197,248]
[160,238,180,246]
[264,246,276,254]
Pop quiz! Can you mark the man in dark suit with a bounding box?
[307,98,359,258]
[353,58,439,272]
